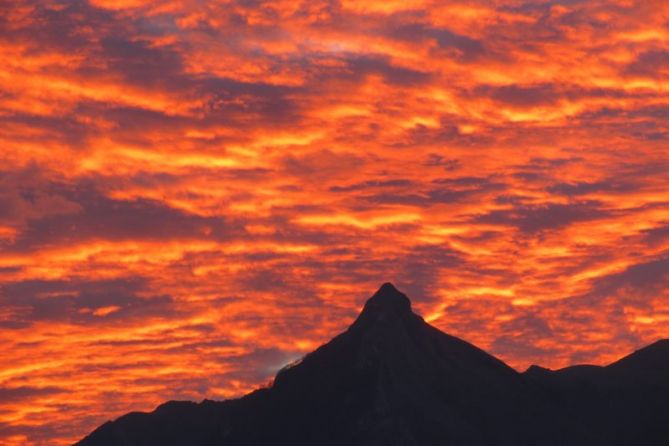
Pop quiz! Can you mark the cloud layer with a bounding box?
[1,0,669,444]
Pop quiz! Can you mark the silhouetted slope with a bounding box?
[607,339,669,379]
[524,339,669,445]
[76,283,668,446]
[267,283,560,445]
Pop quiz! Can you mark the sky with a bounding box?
[1,0,668,444]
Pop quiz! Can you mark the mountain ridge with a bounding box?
[76,283,669,446]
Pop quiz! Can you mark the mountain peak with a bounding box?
[364,282,411,312]
[350,282,415,330]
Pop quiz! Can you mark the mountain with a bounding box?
[76,283,669,446]
[524,339,669,444]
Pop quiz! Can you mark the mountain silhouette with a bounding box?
[525,339,669,444]
[76,283,669,445]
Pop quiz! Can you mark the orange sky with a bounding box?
[1,0,669,444]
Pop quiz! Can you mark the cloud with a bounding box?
[625,50,669,79]
[476,201,610,233]
[587,256,669,304]
[0,386,65,403]
[6,181,241,251]
[480,84,560,108]
[546,180,632,196]
[344,55,431,86]
[389,23,487,61]
[642,225,669,246]
[0,277,179,328]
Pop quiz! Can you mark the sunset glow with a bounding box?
[1,0,669,444]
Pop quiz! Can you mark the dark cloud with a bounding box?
[0,168,83,234]
[642,224,669,246]
[0,112,97,151]
[99,37,184,85]
[625,50,669,78]
[477,201,609,233]
[547,179,638,196]
[344,55,431,86]
[0,1,120,53]
[526,157,585,168]
[10,183,241,251]
[0,421,65,444]
[587,256,669,304]
[423,154,461,170]
[199,77,300,124]
[329,179,414,192]
[0,385,65,403]
[0,278,178,328]
[492,334,554,362]
[500,312,553,338]
[389,23,487,61]
[364,176,505,206]
[481,84,560,107]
